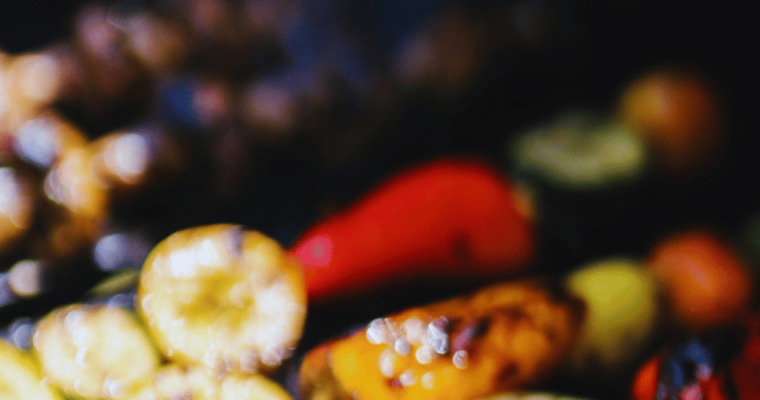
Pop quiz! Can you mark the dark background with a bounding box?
[3,0,758,328]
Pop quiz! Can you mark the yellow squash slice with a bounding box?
[32,304,160,399]
[125,363,294,400]
[137,224,307,374]
[0,338,63,400]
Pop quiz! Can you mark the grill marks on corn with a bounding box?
[502,305,530,327]
[451,317,490,353]
[387,377,403,390]
[497,361,520,383]
[368,310,524,391]
[306,281,584,399]
[366,284,565,378]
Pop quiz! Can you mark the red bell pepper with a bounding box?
[289,158,535,303]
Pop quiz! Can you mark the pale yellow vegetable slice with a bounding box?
[512,113,647,190]
[124,363,294,400]
[123,364,219,400]
[137,224,307,374]
[0,338,63,400]
[32,304,160,399]
[220,373,295,400]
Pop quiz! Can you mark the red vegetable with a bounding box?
[632,353,731,400]
[631,314,760,400]
[290,158,535,303]
[631,355,660,400]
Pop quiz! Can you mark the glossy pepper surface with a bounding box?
[290,159,535,303]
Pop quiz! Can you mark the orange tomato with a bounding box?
[646,229,752,332]
[631,354,660,400]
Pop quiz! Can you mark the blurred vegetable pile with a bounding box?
[1,0,758,399]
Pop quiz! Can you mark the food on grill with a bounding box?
[32,304,160,399]
[299,279,584,400]
[137,224,307,374]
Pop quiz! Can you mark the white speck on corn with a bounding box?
[399,370,417,387]
[367,318,388,344]
[402,317,426,345]
[379,349,396,377]
[421,372,435,389]
[394,338,411,356]
[415,344,436,364]
[425,317,449,355]
[453,350,468,369]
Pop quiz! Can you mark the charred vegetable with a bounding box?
[299,279,584,400]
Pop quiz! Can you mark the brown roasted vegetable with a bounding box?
[299,279,584,400]
[41,145,109,259]
[0,167,35,254]
[12,110,89,170]
[89,128,186,194]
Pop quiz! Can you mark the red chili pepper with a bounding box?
[289,158,535,303]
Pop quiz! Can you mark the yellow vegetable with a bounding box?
[32,304,160,399]
[137,224,307,374]
[0,338,63,400]
[300,279,584,400]
[125,363,294,400]
[565,258,658,373]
